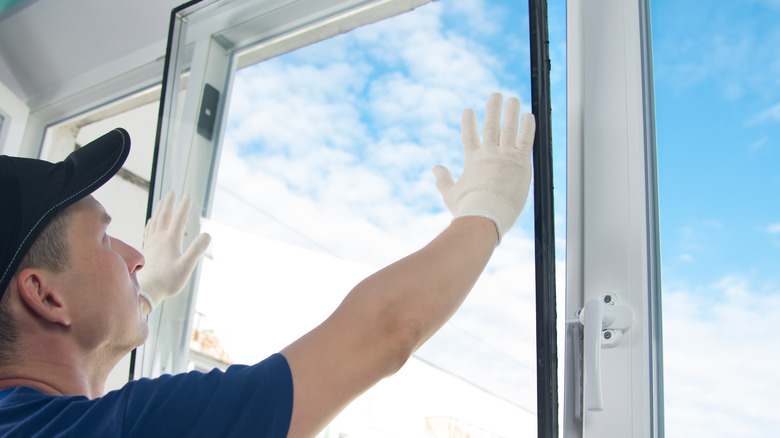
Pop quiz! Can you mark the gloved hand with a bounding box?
[137,191,212,311]
[432,92,535,245]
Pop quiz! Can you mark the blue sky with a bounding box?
[199,0,779,436]
[653,0,780,291]
[651,1,780,436]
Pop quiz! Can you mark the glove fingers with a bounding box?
[500,97,521,149]
[145,196,164,237]
[171,194,193,240]
[482,92,504,149]
[432,165,455,195]
[143,219,152,245]
[461,108,479,159]
[157,191,176,230]
[516,113,536,157]
[180,232,212,270]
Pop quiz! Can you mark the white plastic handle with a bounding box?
[580,296,633,412]
[582,298,606,412]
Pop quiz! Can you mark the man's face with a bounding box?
[54,196,148,356]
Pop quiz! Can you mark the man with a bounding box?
[0,92,534,437]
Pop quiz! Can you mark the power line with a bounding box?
[216,183,342,258]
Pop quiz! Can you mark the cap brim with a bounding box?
[62,127,131,207]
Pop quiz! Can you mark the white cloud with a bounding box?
[226,62,371,156]
[767,223,780,234]
[702,218,724,229]
[214,0,537,261]
[446,0,505,37]
[653,3,780,100]
[747,136,768,150]
[748,0,780,8]
[748,101,780,125]
[663,276,780,437]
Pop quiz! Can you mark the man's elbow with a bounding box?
[376,300,427,378]
[343,281,427,378]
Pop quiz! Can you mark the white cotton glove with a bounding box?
[137,191,212,311]
[432,92,535,245]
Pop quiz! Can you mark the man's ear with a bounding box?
[15,269,72,326]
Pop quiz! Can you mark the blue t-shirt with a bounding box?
[0,353,293,437]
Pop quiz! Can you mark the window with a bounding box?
[142,0,559,436]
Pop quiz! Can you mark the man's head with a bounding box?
[0,128,142,362]
[0,128,130,294]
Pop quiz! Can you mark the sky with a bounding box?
[191,0,779,437]
[651,1,780,436]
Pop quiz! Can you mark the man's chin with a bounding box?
[129,323,150,350]
[138,324,150,345]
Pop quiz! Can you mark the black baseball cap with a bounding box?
[0,128,130,296]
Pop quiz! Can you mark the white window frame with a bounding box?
[563,0,663,437]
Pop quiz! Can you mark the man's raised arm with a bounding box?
[280,92,535,438]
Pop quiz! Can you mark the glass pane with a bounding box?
[652,1,780,437]
[187,1,560,436]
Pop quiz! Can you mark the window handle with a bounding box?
[579,294,634,412]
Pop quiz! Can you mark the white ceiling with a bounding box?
[0,0,183,111]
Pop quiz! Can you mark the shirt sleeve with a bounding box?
[118,353,294,437]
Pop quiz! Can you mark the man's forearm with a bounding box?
[346,216,498,357]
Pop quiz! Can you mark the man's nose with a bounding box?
[113,237,145,274]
